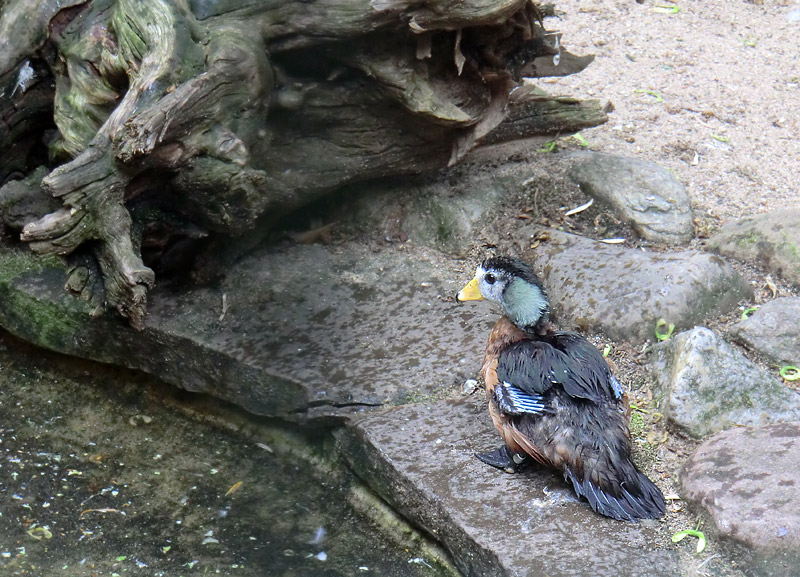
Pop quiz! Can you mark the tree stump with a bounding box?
[0,0,608,327]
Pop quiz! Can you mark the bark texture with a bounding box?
[0,0,608,326]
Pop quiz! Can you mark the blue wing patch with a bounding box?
[494,381,549,416]
[609,374,625,399]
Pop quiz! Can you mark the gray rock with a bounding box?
[347,157,549,256]
[0,242,491,420]
[708,208,800,287]
[568,152,694,244]
[521,227,752,341]
[650,327,800,438]
[336,397,680,577]
[347,173,505,256]
[681,423,800,577]
[0,248,310,417]
[728,297,800,365]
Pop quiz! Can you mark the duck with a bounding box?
[457,256,665,521]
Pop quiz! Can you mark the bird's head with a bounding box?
[457,256,550,331]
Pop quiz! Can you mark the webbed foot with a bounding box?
[476,445,528,474]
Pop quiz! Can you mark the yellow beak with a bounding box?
[457,277,484,301]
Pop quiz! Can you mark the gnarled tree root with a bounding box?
[3,0,608,329]
[21,144,155,328]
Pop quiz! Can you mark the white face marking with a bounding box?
[475,265,507,303]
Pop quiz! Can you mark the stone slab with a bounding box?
[336,397,680,577]
[0,243,492,420]
[681,423,800,577]
[0,248,308,416]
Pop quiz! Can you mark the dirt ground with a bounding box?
[546,0,800,224]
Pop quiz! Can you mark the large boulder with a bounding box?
[708,208,800,287]
[649,327,800,438]
[521,227,751,341]
[346,172,506,256]
[681,423,800,577]
[567,152,694,244]
[728,297,800,366]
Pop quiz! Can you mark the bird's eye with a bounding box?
[484,273,496,285]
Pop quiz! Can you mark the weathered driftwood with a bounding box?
[0,0,607,327]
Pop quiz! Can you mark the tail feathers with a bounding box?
[565,466,666,522]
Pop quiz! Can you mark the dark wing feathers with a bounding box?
[566,465,667,522]
[495,340,556,395]
[560,422,666,521]
[490,330,666,521]
[496,332,619,402]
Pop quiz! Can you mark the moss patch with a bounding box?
[0,248,96,353]
[0,247,64,283]
[735,230,763,250]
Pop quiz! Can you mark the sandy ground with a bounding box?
[544,0,800,223]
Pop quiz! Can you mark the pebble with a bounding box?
[461,379,479,395]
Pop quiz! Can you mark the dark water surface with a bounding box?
[0,331,443,577]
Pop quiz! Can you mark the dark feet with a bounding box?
[476,445,528,474]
